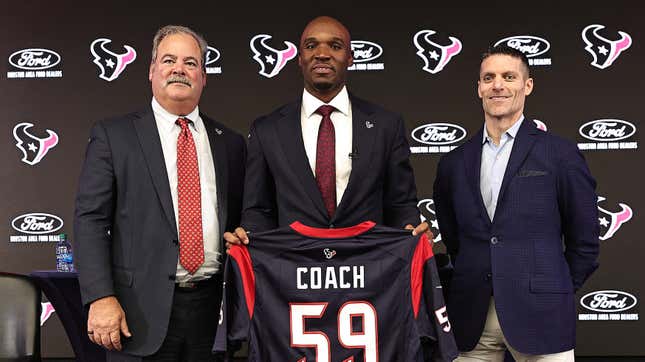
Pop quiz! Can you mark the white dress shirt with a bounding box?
[480,115,524,221]
[300,86,353,204]
[151,98,220,282]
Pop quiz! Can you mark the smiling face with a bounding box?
[149,33,206,115]
[298,16,353,103]
[478,54,533,124]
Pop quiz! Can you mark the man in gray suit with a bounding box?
[75,25,245,361]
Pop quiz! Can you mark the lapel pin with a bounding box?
[215,128,223,135]
[365,121,374,129]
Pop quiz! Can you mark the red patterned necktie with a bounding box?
[175,117,204,274]
[315,105,337,218]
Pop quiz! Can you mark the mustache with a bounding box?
[165,75,192,87]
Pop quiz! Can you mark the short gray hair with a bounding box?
[151,25,208,70]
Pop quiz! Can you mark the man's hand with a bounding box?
[405,222,434,241]
[87,296,131,351]
[224,227,249,251]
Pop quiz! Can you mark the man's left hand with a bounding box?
[405,222,434,241]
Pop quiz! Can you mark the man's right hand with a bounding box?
[224,227,249,250]
[87,296,131,351]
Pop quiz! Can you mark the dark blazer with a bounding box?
[241,94,420,231]
[433,119,599,355]
[74,106,246,356]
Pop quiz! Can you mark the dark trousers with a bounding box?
[107,275,223,362]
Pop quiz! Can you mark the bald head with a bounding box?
[300,16,351,49]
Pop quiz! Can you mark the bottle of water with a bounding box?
[55,233,75,272]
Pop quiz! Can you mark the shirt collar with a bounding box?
[302,86,350,118]
[151,97,202,133]
[482,115,525,145]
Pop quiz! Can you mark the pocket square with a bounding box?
[517,169,548,177]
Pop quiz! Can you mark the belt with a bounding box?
[175,275,220,290]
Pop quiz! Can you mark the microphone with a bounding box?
[348,151,359,159]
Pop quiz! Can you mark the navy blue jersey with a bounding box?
[214,221,457,361]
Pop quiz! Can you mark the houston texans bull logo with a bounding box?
[417,199,441,243]
[413,29,462,74]
[40,302,55,326]
[250,34,297,78]
[13,122,59,165]
[582,24,632,69]
[597,196,633,241]
[90,38,137,81]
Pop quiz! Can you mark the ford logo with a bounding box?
[494,36,550,58]
[11,213,64,235]
[351,40,383,63]
[411,123,467,145]
[579,119,636,141]
[580,290,637,312]
[9,48,61,70]
[206,46,220,65]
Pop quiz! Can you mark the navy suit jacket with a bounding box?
[433,119,599,355]
[241,94,420,230]
[74,107,246,355]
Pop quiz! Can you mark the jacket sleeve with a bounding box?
[383,115,421,228]
[74,121,116,306]
[557,142,600,290]
[433,156,460,262]
[240,120,278,232]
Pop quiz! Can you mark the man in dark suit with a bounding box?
[433,45,599,361]
[224,16,428,246]
[75,25,245,361]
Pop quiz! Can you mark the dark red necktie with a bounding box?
[176,117,204,274]
[315,105,337,218]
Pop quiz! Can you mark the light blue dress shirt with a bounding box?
[480,116,524,221]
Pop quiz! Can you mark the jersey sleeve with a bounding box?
[213,245,256,359]
[412,234,459,362]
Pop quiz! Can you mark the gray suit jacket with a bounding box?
[74,107,245,355]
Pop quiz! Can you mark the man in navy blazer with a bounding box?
[433,45,599,361]
[75,26,245,361]
[225,16,428,246]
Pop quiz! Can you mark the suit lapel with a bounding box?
[275,101,329,219]
[335,98,376,220]
[463,127,491,224]
[133,108,177,237]
[202,114,228,237]
[495,118,538,214]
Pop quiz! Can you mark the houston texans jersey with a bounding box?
[213,221,457,362]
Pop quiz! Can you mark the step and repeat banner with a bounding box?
[1,2,642,358]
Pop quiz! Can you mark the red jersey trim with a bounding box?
[289,221,376,238]
[410,233,434,318]
[228,245,256,318]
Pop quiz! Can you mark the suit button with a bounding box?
[490,236,498,244]
[329,224,334,228]
[168,274,176,281]
[485,273,492,280]
[172,239,179,246]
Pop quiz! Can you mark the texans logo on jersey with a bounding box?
[413,30,462,74]
[250,34,297,78]
[13,122,59,165]
[581,24,632,70]
[323,248,337,259]
[597,196,633,241]
[90,38,137,81]
[417,198,441,243]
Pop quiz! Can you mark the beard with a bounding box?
[313,80,334,92]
